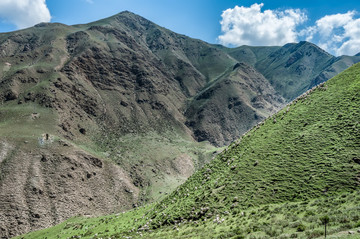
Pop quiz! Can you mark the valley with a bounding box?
[0,11,358,238]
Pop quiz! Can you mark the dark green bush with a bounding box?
[296,223,306,232]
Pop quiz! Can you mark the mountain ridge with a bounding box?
[227,40,360,100]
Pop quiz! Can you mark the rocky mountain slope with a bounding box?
[0,11,359,238]
[19,61,360,239]
[226,41,360,100]
[185,62,284,146]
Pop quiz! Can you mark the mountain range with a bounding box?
[18,43,360,239]
[0,11,359,238]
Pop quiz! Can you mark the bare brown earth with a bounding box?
[0,138,142,237]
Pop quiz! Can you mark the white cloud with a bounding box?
[218,4,360,56]
[337,39,360,56]
[0,0,51,29]
[305,11,360,56]
[218,3,307,46]
[315,12,355,37]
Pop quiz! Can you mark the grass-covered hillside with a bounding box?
[18,58,360,239]
[16,190,360,238]
[148,61,360,227]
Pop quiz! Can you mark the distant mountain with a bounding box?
[227,41,360,100]
[185,62,284,146]
[0,11,359,237]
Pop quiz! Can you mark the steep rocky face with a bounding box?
[61,27,188,137]
[185,63,284,146]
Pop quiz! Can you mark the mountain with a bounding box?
[185,62,284,146]
[0,11,359,238]
[0,11,282,238]
[18,61,360,239]
[227,41,360,100]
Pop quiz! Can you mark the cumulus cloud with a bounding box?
[305,11,360,56]
[218,3,307,46]
[0,0,51,29]
[218,3,360,56]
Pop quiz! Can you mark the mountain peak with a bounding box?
[116,10,139,17]
[296,41,332,54]
[85,10,152,28]
[110,10,149,22]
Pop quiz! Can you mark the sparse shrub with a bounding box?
[296,223,306,232]
[306,229,323,239]
[304,210,315,217]
[245,227,252,234]
[355,220,360,228]
[279,220,289,228]
[265,227,279,237]
[339,216,350,224]
[83,230,93,237]
[232,235,245,239]
[339,223,353,230]
[290,221,301,228]
[252,224,260,232]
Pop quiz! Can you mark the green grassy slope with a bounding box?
[16,190,360,239]
[17,58,360,239]
[148,62,360,226]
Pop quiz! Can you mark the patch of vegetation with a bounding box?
[87,129,218,202]
[0,102,57,144]
[16,190,360,238]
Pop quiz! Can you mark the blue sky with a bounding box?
[0,0,359,56]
